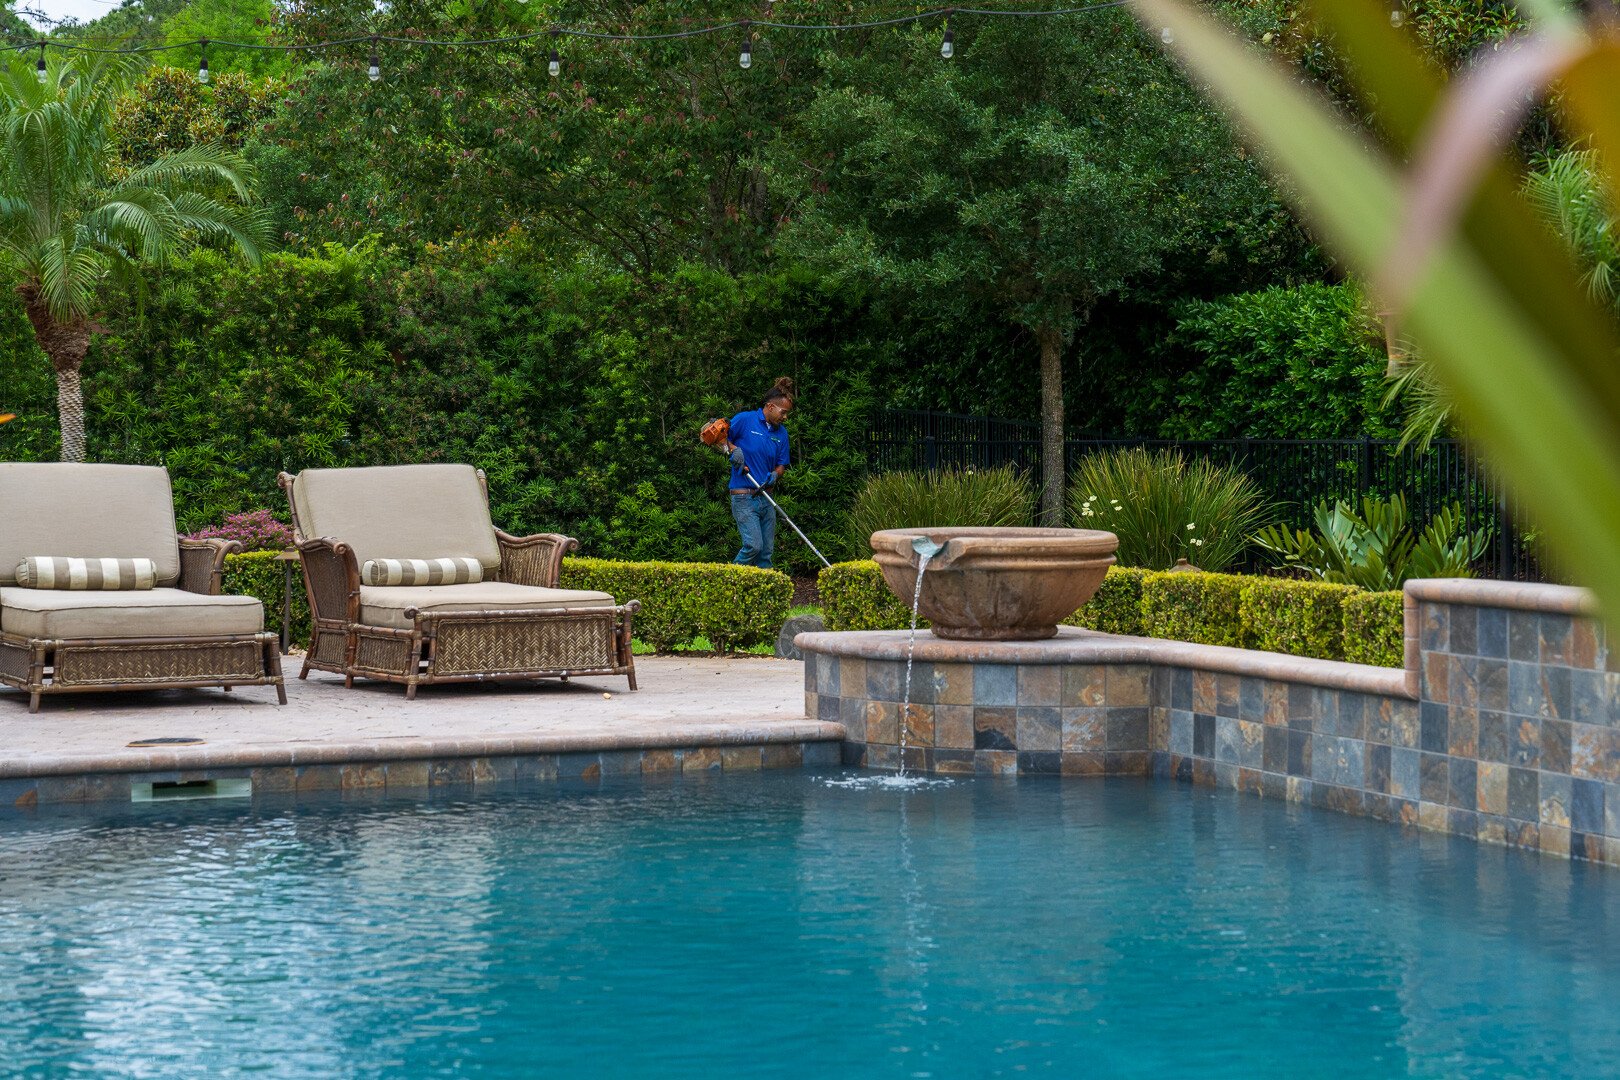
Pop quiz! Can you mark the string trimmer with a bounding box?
[701,417,832,568]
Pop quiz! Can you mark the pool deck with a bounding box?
[0,656,832,783]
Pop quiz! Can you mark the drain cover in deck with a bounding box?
[126,737,206,747]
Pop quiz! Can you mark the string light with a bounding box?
[1388,3,1405,26]
[3,3,1141,85]
[1160,26,1173,44]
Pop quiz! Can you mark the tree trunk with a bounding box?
[18,286,92,463]
[1037,324,1065,526]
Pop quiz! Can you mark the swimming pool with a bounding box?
[2,773,1615,1077]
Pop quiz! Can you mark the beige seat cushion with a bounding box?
[0,587,264,640]
[359,581,615,630]
[0,463,181,587]
[291,464,503,570]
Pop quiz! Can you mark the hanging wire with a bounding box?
[0,1,1136,58]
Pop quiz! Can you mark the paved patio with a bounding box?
[0,655,830,780]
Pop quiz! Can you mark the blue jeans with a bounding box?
[731,493,778,568]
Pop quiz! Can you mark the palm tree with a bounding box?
[0,54,267,461]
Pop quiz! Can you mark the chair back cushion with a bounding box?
[0,463,182,587]
[290,464,502,569]
[16,556,158,590]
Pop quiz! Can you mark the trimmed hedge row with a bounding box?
[222,551,310,647]
[222,553,790,654]
[816,560,1407,667]
[559,557,792,653]
[1344,590,1405,667]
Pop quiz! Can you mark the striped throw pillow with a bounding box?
[360,557,484,587]
[16,556,158,590]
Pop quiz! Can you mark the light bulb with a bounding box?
[941,27,954,59]
[198,58,209,83]
[35,50,46,83]
[1160,26,1174,44]
[740,42,752,69]
[368,58,380,81]
[549,49,560,77]
[1389,7,1404,26]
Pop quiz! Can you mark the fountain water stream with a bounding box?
[823,536,952,790]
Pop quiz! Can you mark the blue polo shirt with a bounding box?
[729,408,790,490]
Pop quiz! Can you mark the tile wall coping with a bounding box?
[0,718,847,780]
[796,627,1412,698]
[1405,576,1596,616]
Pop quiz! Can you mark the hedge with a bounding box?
[1140,570,1248,648]
[818,560,920,632]
[1344,591,1405,667]
[222,551,310,647]
[223,552,790,655]
[1238,578,1358,661]
[814,562,1409,666]
[1062,566,1150,636]
[559,557,791,653]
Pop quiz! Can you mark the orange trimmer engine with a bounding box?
[699,417,730,447]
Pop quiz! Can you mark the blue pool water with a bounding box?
[1,773,1616,1078]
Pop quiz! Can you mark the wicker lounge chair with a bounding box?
[278,464,638,697]
[0,463,286,713]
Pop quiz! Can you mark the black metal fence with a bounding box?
[865,409,1549,581]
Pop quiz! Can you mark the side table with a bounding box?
[276,549,301,654]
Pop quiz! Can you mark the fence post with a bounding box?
[1496,498,1513,580]
[924,435,938,470]
[1358,435,1372,500]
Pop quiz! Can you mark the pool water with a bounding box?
[2,773,1616,1078]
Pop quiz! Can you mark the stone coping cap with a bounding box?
[0,719,846,780]
[796,627,1411,699]
[1404,577,1595,616]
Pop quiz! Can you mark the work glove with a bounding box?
[729,447,745,467]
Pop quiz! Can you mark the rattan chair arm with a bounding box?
[295,537,361,624]
[495,530,578,588]
[178,537,240,595]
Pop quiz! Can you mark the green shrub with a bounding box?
[1140,571,1247,647]
[818,560,918,632]
[845,466,1035,554]
[559,557,791,653]
[1068,447,1273,572]
[1344,591,1405,667]
[1238,578,1358,660]
[1063,566,1150,636]
[1253,493,1491,590]
[223,551,310,648]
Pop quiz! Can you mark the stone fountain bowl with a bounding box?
[869,527,1119,641]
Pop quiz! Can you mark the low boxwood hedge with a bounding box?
[222,551,310,647]
[1141,570,1248,648]
[1238,578,1359,661]
[819,560,920,632]
[560,557,791,653]
[224,552,791,655]
[1344,590,1405,667]
[815,559,1406,667]
[1062,566,1150,636]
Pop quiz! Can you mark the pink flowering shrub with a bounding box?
[188,510,295,552]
